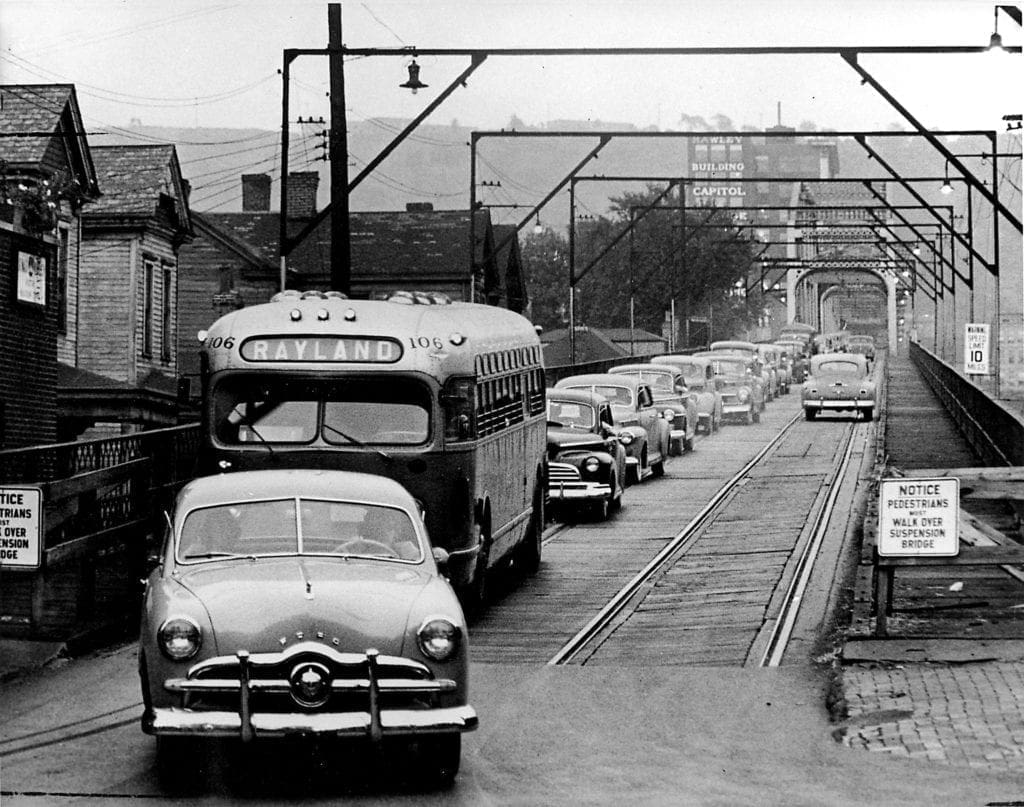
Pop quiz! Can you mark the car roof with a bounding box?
[555,373,643,390]
[655,354,710,368]
[810,352,869,371]
[609,363,678,374]
[710,340,757,350]
[177,469,419,511]
[849,335,875,342]
[547,387,607,406]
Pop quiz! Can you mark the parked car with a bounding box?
[651,354,724,434]
[801,353,877,421]
[775,339,809,383]
[554,373,671,483]
[755,344,786,395]
[709,340,773,402]
[607,363,698,455]
[766,343,794,393]
[695,352,764,424]
[847,334,877,362]
[546,388,627,520]
[139,469,477,787]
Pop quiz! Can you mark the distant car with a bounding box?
[554,373,671,483]
[546,388,627,520]
[139,469,476,787]
[774,339,809,383]
[755,344,786,395]
[651,354,724,434]
[801,353,877,421]
[710,340,773,402]
[695,352,764,424]
[607,363,698,455]
[847,335,877,362]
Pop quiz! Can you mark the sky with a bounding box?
[0,0,1019,137]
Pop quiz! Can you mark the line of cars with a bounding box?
[545,334,815,521]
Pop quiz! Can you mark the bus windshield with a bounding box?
[212,375,431,446]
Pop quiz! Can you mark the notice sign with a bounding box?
[0,487,42,569]
[878,477,959,557]
[964,323,990,375]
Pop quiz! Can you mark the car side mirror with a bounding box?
[432,546,450,572]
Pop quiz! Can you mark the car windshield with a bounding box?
[816,360,863,377]
[211,375,431,446]
[590,385,634,407]
[710,359,746,376]
[177,498,423,563]
[618,370,673,392]
[547,400,596,428]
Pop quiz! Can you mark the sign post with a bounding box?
[964,323,990,375]
[878,477,959,557]
[0,487,43,569]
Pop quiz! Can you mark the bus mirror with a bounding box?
[458,414,472,440]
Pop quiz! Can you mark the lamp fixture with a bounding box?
[940,162,954,195]
[399,60,428,94]
[533,214,544,235]
[912,243,922,256]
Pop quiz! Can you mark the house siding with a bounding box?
[134,229,178,380]
[77,233,134,382]
[55,211,81,365]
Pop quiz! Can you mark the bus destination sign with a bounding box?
[240,336,403,363]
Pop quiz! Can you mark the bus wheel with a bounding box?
[461,520,490,620]
[516,484,543,575]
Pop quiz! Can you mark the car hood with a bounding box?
[547,428,607,454]
[173,556,439,656]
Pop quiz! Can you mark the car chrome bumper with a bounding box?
[804,399,873,409]
[144,704,478,739]
[548,482,612,501]
[722,403,751,414]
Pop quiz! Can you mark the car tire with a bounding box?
[805,408,817,421]
[863,407,874,421]
[418,734,461,789]
[591,497,610,521]
[651,458,665,478]
[609,480,622,511]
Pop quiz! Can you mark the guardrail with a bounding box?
[0,424,201,640]
[909,340,1024,466]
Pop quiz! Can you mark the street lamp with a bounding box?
[940,161,954,195]
[399,60,428,93]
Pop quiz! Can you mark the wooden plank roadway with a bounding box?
[471,391,862,666]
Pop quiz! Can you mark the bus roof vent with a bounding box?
[385,290,452,305]
[271,289,302,302]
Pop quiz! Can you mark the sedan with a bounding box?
[801,353,876,420]
[139,469,477,788]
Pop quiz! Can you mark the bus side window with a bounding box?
[442,377,476,442]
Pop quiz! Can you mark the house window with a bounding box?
[142,257,155,357]
[161,265,173,362]
[56,227,69,333]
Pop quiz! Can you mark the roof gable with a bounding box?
[85,144,191,233]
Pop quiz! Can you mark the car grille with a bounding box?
[547,462,581,483]
[173,643,449,714]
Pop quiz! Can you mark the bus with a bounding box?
[197,289,547,612]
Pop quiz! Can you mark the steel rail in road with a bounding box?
[546,410,804,666]
[757,421,859,668]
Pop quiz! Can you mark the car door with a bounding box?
[635,383,663,458]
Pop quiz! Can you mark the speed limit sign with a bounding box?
[964,323,990,375]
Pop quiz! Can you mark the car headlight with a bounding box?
[584,456,600,473]
[618,432,634,446]
[662,408,675,420]
[737,388,749,403]
[417,617,461,662]
[158,616,202,661]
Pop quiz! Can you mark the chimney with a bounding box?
[287,171,319,219]
[241,174,271,212]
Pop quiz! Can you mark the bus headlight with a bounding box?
[158,617,202,661]
[584,456,600,473]
[417,617,461,662]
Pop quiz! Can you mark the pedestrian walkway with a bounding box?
[836,349,1024,771]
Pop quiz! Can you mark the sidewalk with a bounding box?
[0,638,66,683]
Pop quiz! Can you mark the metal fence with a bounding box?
[909,340,1024,467]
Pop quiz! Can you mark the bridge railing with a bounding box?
[0,424,201,640]
[909,341,1024,466]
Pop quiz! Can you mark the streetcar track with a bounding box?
[547,410,804,666]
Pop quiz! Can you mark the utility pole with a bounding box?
[328,3,351,293]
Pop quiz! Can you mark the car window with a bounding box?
[177,499,422,562]
[817,360,863,376]
[548,400,596,428]
[590,385,634,407]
